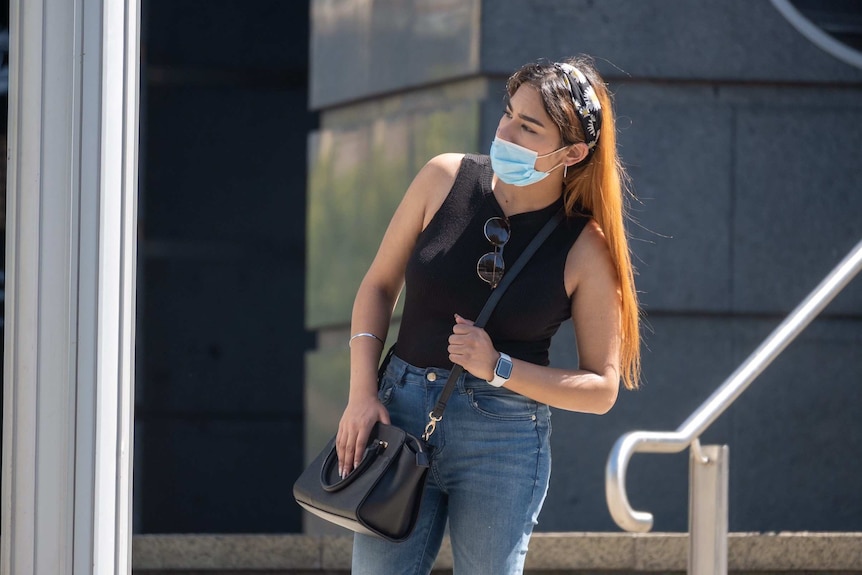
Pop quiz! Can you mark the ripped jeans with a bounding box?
[350,354,552,575]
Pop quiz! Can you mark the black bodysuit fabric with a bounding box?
[395,154,591,369]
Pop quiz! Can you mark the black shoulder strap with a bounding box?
[422,208,565,438]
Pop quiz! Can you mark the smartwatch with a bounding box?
[487,352,513,388]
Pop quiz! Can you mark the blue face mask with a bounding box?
[489,137,569,187]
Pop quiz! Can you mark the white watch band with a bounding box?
[488,352,513,387]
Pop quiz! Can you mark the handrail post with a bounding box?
[689,443,729,575]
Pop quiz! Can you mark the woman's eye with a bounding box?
[501,109,535,134]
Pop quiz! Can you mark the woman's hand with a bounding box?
[336,394,391,479]
[448,314,499,382]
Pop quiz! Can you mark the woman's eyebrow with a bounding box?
[505,100,546,128]
[518,112,546,128]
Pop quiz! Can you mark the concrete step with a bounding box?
[132,532,862,574]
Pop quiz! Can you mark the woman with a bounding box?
[336,55,641,575]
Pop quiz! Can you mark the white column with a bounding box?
[1,0,140,572]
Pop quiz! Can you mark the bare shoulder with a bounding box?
[575,219,612,257]
[414,153,463,195]
[424,153,465,178]
[565,219,617,295]
[407,153,465,229]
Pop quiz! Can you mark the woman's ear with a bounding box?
[564,142,589,167]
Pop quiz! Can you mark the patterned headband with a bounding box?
[553,63,603,154]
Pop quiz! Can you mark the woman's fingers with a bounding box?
[352,428,371,473]
[449,317,488,352]
[335,427,353,479]
[335,400,391,478]
[337,425,365,478]
[454,313,474,326]
[450,315,497,379]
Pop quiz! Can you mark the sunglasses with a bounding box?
[476,217,511,289]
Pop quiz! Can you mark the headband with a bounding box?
[553,62,603,154]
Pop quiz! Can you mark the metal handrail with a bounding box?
[606,238,862,533]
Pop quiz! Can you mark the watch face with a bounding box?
[497,357,513,379]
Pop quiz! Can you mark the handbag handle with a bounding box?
[421,208,564,441]
[320,437,387,492]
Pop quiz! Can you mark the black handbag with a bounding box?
[293,209,563,541]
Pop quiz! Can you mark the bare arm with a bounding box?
[448,220,622,414]
[336,153,462,477]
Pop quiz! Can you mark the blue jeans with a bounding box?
[351,354,552,575]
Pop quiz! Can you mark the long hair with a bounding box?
[507,56,641,390]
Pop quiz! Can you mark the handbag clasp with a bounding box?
[422,412,442,441]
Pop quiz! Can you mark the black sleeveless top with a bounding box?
[395,154,591,368]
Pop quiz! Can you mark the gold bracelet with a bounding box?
[349,332,384,347]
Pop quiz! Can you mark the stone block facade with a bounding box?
[305,0,862,533]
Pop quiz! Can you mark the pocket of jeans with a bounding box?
[466,387,537,421]
[377,372,397,406]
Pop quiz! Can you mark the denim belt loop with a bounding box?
[383,353,409,384]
